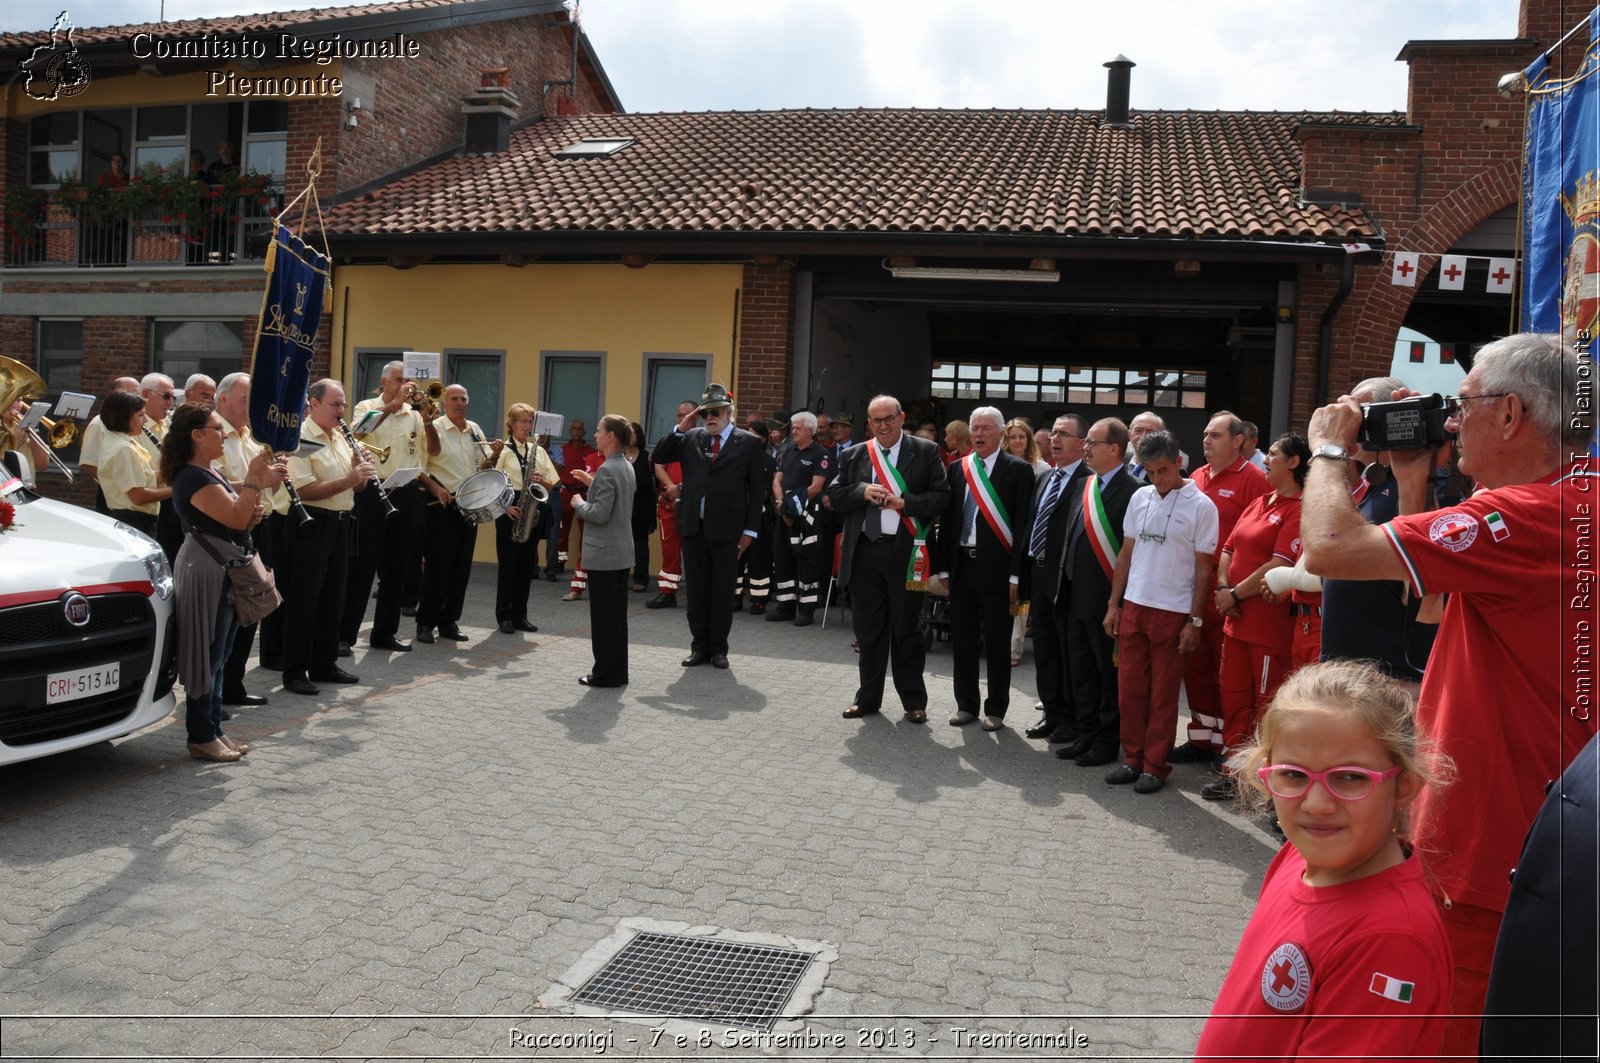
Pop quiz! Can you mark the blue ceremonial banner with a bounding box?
[248,223,330,454]
[1520,9,1600,344]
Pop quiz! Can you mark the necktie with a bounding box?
[962,480,977,543]
[710,434,721,461]
[1028,468,1066,558]
[1131,462,1143,480]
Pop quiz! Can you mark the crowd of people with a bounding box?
[17,331,1593,1059]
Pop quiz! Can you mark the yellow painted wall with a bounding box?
[9,62,341,117]
[332,261,744,562]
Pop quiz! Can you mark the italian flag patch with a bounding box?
[1369,972,1415,1003]
[1484,510,1510,542]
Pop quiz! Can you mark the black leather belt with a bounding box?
[960,545,980,558]
[1290,603,1321,617]
[307,509,350,521]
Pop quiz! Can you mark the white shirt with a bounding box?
[1121,479,1220,614]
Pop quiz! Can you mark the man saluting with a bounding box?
[651,384,767,670]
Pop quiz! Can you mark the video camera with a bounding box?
[1358,393,1452,451]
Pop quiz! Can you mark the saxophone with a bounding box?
[509,440,549,543]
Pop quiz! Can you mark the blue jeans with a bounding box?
[186,588,237,744]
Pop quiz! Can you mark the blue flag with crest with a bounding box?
[248,223,330,454]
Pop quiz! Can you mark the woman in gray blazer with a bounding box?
[570,414,636,686]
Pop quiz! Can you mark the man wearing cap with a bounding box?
[651,384,768,669]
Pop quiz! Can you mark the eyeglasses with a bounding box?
[867,414,900,427]
[153,391,175,402]
[1048,430,1082,440]
[1082,438,1114,449]
[1444,392,1511,418]
[1256,763,1403,801]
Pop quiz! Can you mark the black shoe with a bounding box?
[545,572,560,582]
[1024,719,1053,739]
[1075,746,1118,768]
[1201,776,1238,801]
[578,674,626,688]
[793,606,815,627]
[370,636,411,652]
[681,651,710,667]
[499,620,516,634]
[748,602,766,616]
[766,605,797,623]
[221,690,269,707]
[1167,741,1213,764]
[415,626,436,644]
[337,641,352,658]
[1047,731,1077,744]
[647,593,677,609]
[438,626,468,642]
[400,605,418,618]
[1134,773,1166,794]
[1055,739,1092,760]
[1105,764,1140,785]
[513,619,538,632]
[731,598,744,612]
[711,653,730,669]
[310,666,359,684]
[283,675,320,696]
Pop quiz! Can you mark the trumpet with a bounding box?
[402,379,445,417]
[350,437,390,464]
[37,414,77,449]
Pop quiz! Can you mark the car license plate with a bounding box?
[46,662,121,704]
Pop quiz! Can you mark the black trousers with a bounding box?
[341,484,424,643]
[339,487,386,644]
[586,568,630,684]
[222,516,274,693]
[417,504,477,630]
[733,512,774,603]
[1065,609,1121,752]
[493,510,541,623]
[772,511,823,605]
[680,533,739,655]
[949,551,1016,718]
[1030,564,1074,735]
[283,509,349,678]
[849,534,928,712]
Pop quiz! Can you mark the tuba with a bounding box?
[0,354,75,483]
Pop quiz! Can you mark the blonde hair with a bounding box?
[1231,659,1451,842]
[505,402,534,434]
[1004,418,1039,463]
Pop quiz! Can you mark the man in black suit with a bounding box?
[651,384,767,669]
[938,406,1035,730]
[1022,413,1089,742]
[1055,417,1139,766]
[830,394,950,723]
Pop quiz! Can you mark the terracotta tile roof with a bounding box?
[325,108,1401,245]
[0,1,530,53]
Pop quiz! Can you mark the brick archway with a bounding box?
[1340,158,1522,384]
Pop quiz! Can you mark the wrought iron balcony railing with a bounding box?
[5,189,278,268]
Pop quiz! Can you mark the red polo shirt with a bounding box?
[1382,465,1598,911]
[1192,457,1269,564]
[1222,491,1303,653]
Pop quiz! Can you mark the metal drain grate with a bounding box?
[568,930,816,1031]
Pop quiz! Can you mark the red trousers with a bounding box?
[657,496,681,595]
[1181,597,1226,751]
[1218,632,1289,754]
[1117,602,1188,779]
[1290,612,1321,672]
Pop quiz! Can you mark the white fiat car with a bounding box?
[0,478,177,766]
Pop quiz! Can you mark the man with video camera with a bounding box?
[1301,332,1596,1057]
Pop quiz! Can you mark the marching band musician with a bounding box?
[96,389,169,537]
[1,397,49,487]
[415,383,484,645]
[78,376,142,514]
[215,372,283,707]
[282,379,373,696]
[342,361,436,654]
[489,403,558,634]
[137,372,183,561]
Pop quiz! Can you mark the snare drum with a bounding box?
[455,469,514,524]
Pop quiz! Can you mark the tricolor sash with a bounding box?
[1081,474,1120,580]
[866,442,930,590]
[961,453,1013,552]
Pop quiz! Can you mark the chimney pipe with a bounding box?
[1103,54,1135,127]
[462,68,520,155]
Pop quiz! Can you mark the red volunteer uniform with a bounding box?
[1381,466,1598,1053]
[1196,845,1451,1062]
[1183,458,1269,750]
[1218,491,1302,752]
[657,460,684,595]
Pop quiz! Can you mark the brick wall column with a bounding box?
[735,261,794,420]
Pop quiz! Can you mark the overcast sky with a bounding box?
[3,1,1528,113]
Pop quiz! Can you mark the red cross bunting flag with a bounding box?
[1437,255,1468,291]
[1487,257,1516,294]
[1391,252,1420,287]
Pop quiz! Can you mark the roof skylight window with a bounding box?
[555,137,634,158]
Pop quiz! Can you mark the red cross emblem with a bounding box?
[1492,265,1512,285]
[1443,262,1463,282]
[1395,259,1415,278]
[1271,959,1297,993]
[1261,941,1313,1012]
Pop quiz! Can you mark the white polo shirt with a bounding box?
[1121,478,1219,614]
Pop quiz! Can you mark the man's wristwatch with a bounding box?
[1310,443,1350,463]
[1188,615,1204,628]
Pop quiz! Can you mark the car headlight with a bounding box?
[141,544,174,600]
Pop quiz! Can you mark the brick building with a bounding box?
[0,0,619,501]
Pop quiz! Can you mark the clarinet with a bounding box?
[280,466,315,526]
[337,417,398,519]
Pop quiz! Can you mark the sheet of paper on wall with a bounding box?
[403,351,441,382]
[382,467,422,491]
[534,410,565,437]
[54,392,96,420]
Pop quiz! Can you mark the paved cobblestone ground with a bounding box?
[0,567,1278,1060]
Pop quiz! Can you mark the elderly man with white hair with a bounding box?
[766,409,831,626]
[183,373,217,407]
